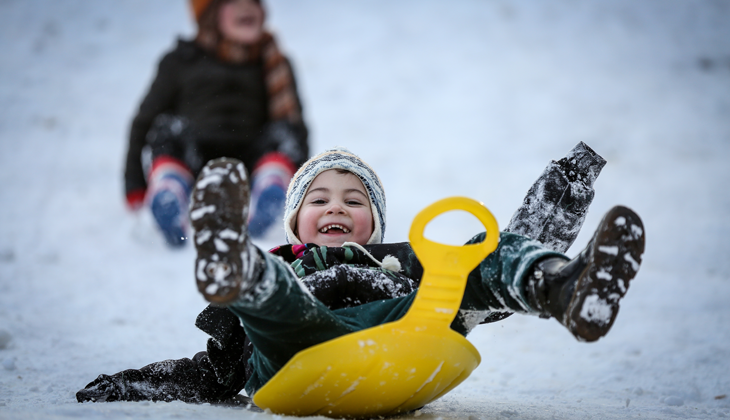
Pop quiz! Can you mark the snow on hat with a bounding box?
[284,147,386,245]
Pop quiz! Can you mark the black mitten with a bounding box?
[76,374,126,402]
[260,120,308,166]
[505,141,606,252]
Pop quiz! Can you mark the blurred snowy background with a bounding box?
[1,0,729,419]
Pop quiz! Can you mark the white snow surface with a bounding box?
[1,0,730,419]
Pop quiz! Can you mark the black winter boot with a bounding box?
[190,158,263,304]
[525,205,645,342]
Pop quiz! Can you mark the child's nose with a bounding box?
[326,202,346,214]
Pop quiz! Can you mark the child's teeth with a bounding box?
[320,224,350,233]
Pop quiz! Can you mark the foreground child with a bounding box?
[78,147,644,404]
[124,0,308,245]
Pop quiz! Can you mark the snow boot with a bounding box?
[525,205,645,342]
[248,184,286,238]
[150,190,188,246]
[190,158,262,304]
[147,157,194,247]
[247,152,295,238]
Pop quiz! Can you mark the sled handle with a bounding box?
[406,197,499,327]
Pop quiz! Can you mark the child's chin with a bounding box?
[318,236,349,247]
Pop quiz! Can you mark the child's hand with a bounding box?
[76,374,125,402]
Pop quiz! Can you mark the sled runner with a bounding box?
[253,197,499,418]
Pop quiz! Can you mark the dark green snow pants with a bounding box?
[227,232,565,395]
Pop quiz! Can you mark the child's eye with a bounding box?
[346,200,363,206]
[311,199,327,205]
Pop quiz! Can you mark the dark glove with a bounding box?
[505,141,606,253]
[261,120,308,166]
[76,374,126,402]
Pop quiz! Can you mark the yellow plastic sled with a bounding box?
[253,197,499,418]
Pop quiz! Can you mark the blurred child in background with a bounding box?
[123,0,308,246]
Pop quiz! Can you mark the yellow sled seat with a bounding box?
[253,197,499,418]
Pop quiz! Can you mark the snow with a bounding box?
[1,0,729,419]
[190,204,216,220]
[578,295,613,325]
[598,245,619,256]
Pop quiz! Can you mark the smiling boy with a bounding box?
[78,147,645,405]
[294,169,374,247]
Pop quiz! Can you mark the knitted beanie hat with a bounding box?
[190,0,262,22]
[284,148,386,245]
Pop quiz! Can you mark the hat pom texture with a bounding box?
[284,148,386,245]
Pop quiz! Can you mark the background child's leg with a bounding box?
[145,114,195,247]
[146,157,194,247]
[247,152,295,238]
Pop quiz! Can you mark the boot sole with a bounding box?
[190,158,251,304]
[565,205,645,342]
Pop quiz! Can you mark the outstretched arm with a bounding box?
[504,141,606,253]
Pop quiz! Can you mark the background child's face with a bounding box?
[218,0,264,44]
[296,170,374,247]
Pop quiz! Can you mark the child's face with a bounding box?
[296,170,374,247]
[218,0,264,45]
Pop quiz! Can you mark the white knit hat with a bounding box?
[284,147,386,245]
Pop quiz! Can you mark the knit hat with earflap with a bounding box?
[190,0,262,22]
[284,148,386,245]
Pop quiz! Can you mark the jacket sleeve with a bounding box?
[123,50,181,197]
[504,141,607,253]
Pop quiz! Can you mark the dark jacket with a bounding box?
[124,39,308,196]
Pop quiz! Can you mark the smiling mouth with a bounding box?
[236,16,257,25]
[319,224,350,234]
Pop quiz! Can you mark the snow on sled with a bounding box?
[253,197,499,418]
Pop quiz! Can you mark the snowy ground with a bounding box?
[1,0,730,419]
